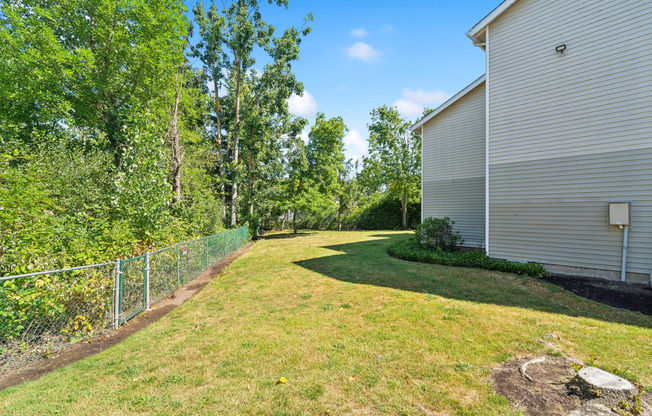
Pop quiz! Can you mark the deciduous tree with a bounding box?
[361,105,421,229]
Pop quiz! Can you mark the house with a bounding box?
[413,0,652,284]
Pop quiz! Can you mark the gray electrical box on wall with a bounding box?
[609,202,631,226]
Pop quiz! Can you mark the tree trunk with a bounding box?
[213,73,226,220]
[338,195,343,231]
[281,209,289,231]
[402,186,408,229]
[293,209,298,234]
[248,154,255,215]
[170,73,183,204]
[230,56,242,227]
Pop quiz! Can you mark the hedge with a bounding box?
[388,238,547,277]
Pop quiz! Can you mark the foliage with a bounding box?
[191,0,312,226]
[243,214,263,240]
[0,0,189,157]
[110,110,172,235]
[0,150,135,275]
[290,192,421,231]
[388,238,547,277]
[415,217,463,252]
[0,270,112,343]
[360,105,421,229]
[353,194,420,230]
[285,113,347,233]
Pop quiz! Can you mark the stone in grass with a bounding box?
[576,366,636,405]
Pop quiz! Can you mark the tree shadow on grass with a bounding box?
[260,231,313,240]
[293,232,652,329]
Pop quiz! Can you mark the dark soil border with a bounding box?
[389,239,651,316]
[541,273,652,316]
[0,242,254,391]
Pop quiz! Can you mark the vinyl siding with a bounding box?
[487,0,652,277]
[422,82,485,247]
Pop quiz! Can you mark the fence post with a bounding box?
[144,252,151,310]
[113,259,122,329]
[205,237,209,269]
[176,245,180,285]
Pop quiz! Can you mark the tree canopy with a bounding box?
[361,105,421,229]
[0,0,423,276]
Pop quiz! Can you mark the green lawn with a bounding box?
[1,231,650,415]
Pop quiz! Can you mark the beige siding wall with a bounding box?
[488,0,652,278]
[422,82,485,247]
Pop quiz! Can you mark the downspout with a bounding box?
[421,125,424,223]
[484,25,490,254]
[620,225,628,282]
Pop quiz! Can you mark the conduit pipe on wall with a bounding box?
[620,225,628,282]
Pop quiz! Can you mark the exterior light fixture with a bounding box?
[555,44,567,54]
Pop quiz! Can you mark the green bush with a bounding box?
[388,238,547,277]
[352,195,420,230]
[415,217,463,251]
[243,214,262,240]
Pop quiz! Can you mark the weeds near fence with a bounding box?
[0,227,248,376]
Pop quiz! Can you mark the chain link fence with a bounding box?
[0,227,249,377]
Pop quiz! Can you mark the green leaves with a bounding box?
[415,217,463,251]
[0,0,189,155]
[361,105,421,228]
[388,238,547,277]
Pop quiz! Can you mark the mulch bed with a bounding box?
[0,243,253,391]
[541,274,652,316]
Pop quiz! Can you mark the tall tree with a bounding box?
[362,105,421,229]
[285,113,347,233]
[337,159,358,230]
[191,2,228,217]
[192,0,311,226]
[161,67,209,204]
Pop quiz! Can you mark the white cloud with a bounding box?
[382,24,394,33]
[287,91,318,117]
[402,89,449,105]
[299,128,310,144]
[393,88,450,118]
[343,129,368,163]
[394,99,426,118]
[350,28,368,38]
[346,42,380,63]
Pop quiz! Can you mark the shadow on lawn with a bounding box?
[294,232,652,329]
[260,231,312,240]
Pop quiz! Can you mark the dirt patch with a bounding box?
[0,243,253,391]
[493,355,652,416]
[493,356,581,416]
[541,274,652,316]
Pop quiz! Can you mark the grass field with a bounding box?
[1,231,650,415]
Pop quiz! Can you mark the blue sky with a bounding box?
[185,0,498,162]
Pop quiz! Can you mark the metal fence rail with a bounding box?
[0,227,249,376]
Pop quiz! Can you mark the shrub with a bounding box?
[388,238,547,277]
[352,195,420,230]
[243,214,262,240]
[415,217,463,251]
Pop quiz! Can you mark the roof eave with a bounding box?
[466,0,518,47]
[410,74,486,132]
[466,29,487,50]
